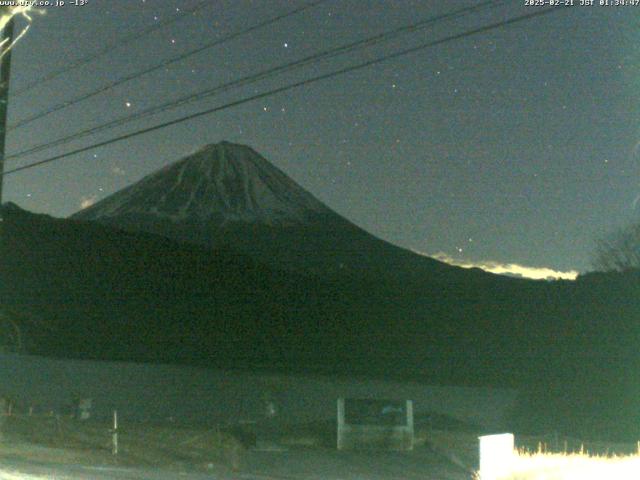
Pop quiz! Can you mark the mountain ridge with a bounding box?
[70,141,461,278]
[3,202,640,439]
[72,142,331,226]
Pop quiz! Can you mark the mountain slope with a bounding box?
[73,142,331,225]
[1,203,343,365]
[70,141,452,278]
[9,141,640,439]
[4,203,640,439]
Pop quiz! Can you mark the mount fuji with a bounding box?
[4,143,640,439]
[74,142,331,226]
[71,141,454,279]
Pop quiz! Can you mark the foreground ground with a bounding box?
[2,410,639,479]
[0,447,470,480]
[0,415,476,479]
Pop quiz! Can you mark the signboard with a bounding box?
[344,398,407,426]
[337,398,413,450]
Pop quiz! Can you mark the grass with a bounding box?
[6,411,639,480]
[416,427,640,479]
[473,436,640,480]
[491,450,640,480]
[0,413,245,473]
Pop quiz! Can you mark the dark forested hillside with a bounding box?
[2,204,639,439]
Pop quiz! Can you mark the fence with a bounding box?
[336,398,414,450]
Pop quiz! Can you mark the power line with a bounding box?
[2,6,568,178]
[13,0,214,97]
[10,0,330,130]
[7,0,508,161]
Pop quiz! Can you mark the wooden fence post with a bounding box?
[112,410,118,455]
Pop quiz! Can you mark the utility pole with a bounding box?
[0,9,14,209]
[0,9,15,348]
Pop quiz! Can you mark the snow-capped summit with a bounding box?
[73,141,330,226]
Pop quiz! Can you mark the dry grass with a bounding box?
[275,420,336,448]
[0,414,245,472]
[7,413,639,480]
[420,428,640,479]
[491,450,640,480]
[417,429,480,475]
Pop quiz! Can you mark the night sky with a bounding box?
[2,0,638,277]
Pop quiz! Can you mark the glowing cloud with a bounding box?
[423,251,578,281]
[79,195,97,209]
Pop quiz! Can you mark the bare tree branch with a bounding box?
[593,223,640,272]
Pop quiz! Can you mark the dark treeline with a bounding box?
[1,204,639,440]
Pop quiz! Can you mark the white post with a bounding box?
[112,410,118,455]
[478,433,515,480]
[406,400,414,450]
[336,398,345,450]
